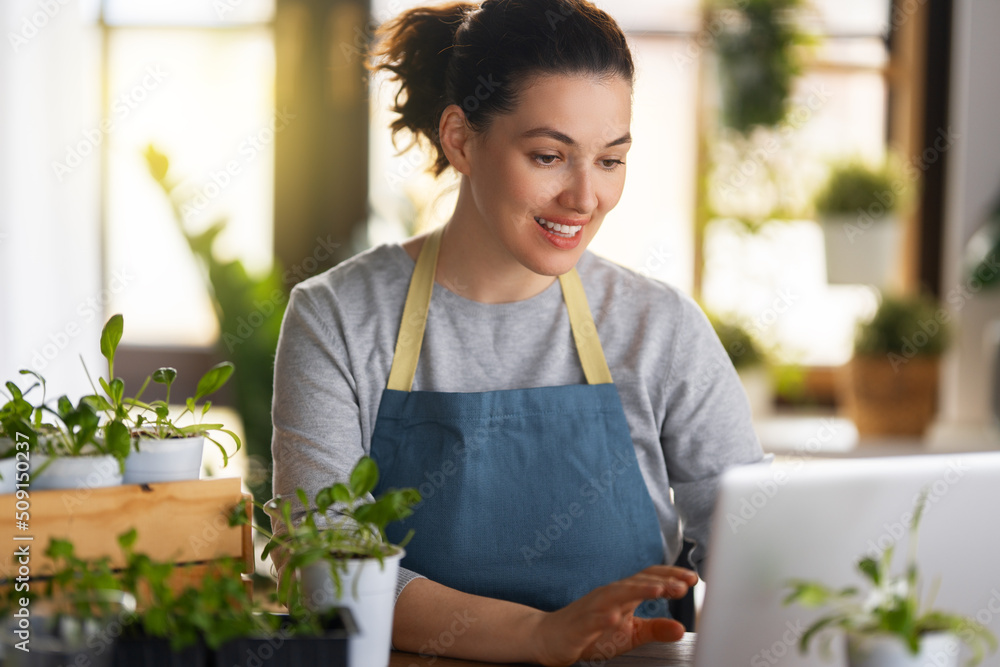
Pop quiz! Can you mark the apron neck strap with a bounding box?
[387,226,613,392]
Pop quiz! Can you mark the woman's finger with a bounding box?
[633,617,687,644]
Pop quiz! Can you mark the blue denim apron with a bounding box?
[370,227,668,615]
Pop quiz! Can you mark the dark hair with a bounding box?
[369,0,635,176]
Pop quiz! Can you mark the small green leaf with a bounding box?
[100,314,124,367]
[332,483,352,503]
[350,456,378,497]
[118,528,138,550]
[5,382,22,401]
[194,362,234,402]
[315,487,334,513]
[152,367,177,385]
[858,557,881,586]
[105,420,131,460]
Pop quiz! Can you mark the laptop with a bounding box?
[693,451,1000,667]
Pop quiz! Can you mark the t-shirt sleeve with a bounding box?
[269,284,426,598]
[659,296,768,576]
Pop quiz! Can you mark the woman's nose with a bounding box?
[558,166,598,214]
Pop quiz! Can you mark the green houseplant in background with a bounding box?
[813,159,903,288]
[89,313,241,485]
[235,455,420,667]
[839,294,951,438]
[785,492,997,667]
[143,146,286,521]
[708,313,772,417]
[6,368,132,492]
[711,0,809,135]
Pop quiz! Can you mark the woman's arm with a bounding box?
[393,565,697,666]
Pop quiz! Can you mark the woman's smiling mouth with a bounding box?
[534,216,583,238]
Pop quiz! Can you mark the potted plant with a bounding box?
[238,456,420,667]
[20,369,131,491]
[839,294,950,437]
[814,159,903,288]
[0,372,38,494]
[785,492,997,667]
[709,313,772,417]
[88,314,242,484]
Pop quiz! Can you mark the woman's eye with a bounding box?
[601,159,625,170]
[534,154,558,166]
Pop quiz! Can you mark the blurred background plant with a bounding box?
[144,145,284,523]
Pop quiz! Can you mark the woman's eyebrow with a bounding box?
[520,126,632,148]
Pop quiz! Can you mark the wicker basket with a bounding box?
[839,355,940,437]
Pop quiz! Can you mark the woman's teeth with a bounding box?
[535,217,582,238]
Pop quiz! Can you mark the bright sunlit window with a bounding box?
[103,3,275,347]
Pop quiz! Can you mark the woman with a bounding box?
[271,0,765,664]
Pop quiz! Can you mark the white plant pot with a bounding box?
[31,454,123,491]
[297,548,404,667]
[821,213,900,288]
[847,632,959,667]
[0,455,17,495]
[123,436,204,484]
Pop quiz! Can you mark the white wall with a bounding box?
[939,0,1000,431]
[0,1,105,399]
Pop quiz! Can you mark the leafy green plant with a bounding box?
[711,0,810,135]
[854,295,950,358]
[814,160,900,217]
[234,456,420,613]
[145,145,290,523]
[708,313,765,370]
[785,492,997,665]
[114,529,274,650]
[88,314,242,465]
[0,372,42,454]
[3,370,132,473]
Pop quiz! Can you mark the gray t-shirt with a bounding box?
[270,242,765,603]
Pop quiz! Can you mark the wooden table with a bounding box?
[390,634,696,666]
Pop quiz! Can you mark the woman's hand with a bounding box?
[526,565,698,667]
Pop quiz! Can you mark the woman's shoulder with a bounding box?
[289,242,411,305]
[577,250,696,319]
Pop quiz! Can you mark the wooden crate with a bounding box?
[0,478,252,583]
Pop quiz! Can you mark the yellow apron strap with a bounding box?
[558,268,614,385]
[387,226,613,390]
[386,226,443,391]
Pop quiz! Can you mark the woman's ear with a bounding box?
[439,104,474,175]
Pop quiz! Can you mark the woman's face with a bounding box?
[461,72,633,277]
